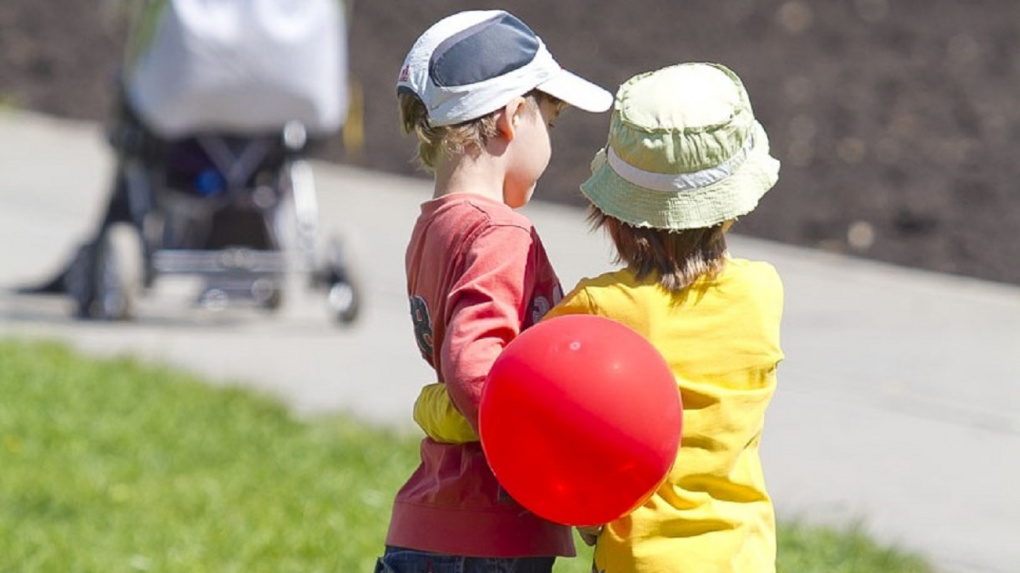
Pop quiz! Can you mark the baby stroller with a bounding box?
[67,0,359,323]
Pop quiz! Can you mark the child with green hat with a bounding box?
[546,61,784,572]
[415,61,784,572]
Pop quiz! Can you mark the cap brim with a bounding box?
[537,71,613,113]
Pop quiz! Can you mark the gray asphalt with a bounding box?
[2,111,1018,573]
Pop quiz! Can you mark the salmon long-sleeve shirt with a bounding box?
[385,192,574,558]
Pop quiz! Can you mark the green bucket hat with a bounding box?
[580,63,780,230]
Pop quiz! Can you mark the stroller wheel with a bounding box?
[252,277,284,312]
[321,236,360,324]
[328,278,359,324]
[72,222,145,321]
[67,243,97,318]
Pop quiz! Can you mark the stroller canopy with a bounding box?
[124,0,348,138]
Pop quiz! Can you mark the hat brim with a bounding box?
[537,70,614,113]
[580,122,780,230]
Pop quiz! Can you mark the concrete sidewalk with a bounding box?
[1,111,1018,572]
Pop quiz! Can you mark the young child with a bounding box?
[416,62,784,572]
[546,62,785,573]
[377,10,612,573]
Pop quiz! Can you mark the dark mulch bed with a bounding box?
[3,0,1018,286]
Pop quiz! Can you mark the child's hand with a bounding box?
[576,525,604,546]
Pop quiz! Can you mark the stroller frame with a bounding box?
[69,103,360,324]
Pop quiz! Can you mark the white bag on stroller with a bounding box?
[51,0,360,323]
[125,0,348,137]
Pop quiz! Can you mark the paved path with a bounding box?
[2,111,1018,573]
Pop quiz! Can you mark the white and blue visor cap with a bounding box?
[397,10,612,126]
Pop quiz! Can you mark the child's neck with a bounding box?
[433,152,506,204]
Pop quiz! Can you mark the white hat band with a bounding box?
[606,133,756,194]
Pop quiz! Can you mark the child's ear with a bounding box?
[496,97,526,141]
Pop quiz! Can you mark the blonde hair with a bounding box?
[398,90,562,172]
[587,205,729,293]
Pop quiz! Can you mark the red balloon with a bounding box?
[479,314,682,527]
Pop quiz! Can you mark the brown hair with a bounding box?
[398,90,563,172]
[587,205,729,293]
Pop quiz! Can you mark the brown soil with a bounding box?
[3,0,1019,286]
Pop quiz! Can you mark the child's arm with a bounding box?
[414,281,595,444]
[430,224,544,440]
[414,382,478,443]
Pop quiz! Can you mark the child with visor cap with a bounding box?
[376,10,612,573]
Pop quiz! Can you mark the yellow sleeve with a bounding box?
[544,281,597,320]
[413,383,479,443]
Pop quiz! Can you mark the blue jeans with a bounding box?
[373,546,555,573]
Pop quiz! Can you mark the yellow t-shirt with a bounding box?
[544,258,784,573]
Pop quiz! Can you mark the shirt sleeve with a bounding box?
[440,224,537,432]
[543,280,597,320]
[416,271,589,443]
[413,382,479,443]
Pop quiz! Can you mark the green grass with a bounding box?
[0,339,936,572]
[777,520,933,573]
